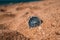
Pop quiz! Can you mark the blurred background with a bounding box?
[0,0,42,5]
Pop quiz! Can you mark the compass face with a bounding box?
[28,16,43,28]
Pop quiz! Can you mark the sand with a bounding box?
[0,0,60,40]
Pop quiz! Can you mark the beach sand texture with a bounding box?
[0,0,60,40]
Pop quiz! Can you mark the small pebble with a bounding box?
[28,16,43,28]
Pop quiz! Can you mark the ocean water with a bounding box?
[0,0,42,5]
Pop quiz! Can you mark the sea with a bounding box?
[0,0,42,5]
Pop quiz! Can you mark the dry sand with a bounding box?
[0,0,60,40]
